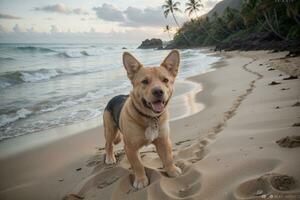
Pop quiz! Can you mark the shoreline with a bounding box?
[0,78,206,159]
[1,50,299,200]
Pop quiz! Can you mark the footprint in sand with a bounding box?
[234,173,297,200]
[281,87,290,90]
[158,167,202,199]
[283,75,298,80]
[69,167,129,199]
[292,123,300,127]
[292,102,300,107]
[276,135,300,148]
[63,194,84,200]
[86,149,125,169]
[176,139,210,164]
[268,81,281,86]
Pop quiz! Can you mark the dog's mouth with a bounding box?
[142,98,165,114]
[150,100,165,113]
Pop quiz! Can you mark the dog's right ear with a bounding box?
[123,52,142,81]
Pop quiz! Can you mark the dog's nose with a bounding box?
[152,87,164,98]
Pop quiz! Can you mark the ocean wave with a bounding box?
[37,82,129,115]
[21,69,60,82]
[0,108,32,127]
[0,90,108,129]
[0,65,114,89]
[39,89,112,113]
[0,57,15,61]
[58,52,82,58]
[58,49,102,58]
[0,108,102,141]
[0,81,12,89]
[0,87,120,131]
[16,46,56,53]
[0,69,62,89]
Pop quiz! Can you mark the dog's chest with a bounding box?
[144,120,169,142]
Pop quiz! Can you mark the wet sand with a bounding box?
[1,50,300,200]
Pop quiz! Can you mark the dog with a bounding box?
[103,50,182,189]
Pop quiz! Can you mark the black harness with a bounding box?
[105,95,129,129]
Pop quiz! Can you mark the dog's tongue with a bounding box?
[152,102,164,113]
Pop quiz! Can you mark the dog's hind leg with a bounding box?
[103,110,118,164]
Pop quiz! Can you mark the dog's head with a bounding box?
[123,50,180,116]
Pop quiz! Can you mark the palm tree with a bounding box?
[256,0,287,40]
[223,7,244,31]
[286,1,300,26]
[241,0,284,39]
[162,0,191,44]
[185,0,221,42]
[164,25,172,40]
[162,0,181,28]
[185,0,203,17]
[212,11,231,34]
[240,0,258,27]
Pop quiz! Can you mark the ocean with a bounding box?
[0,43,220,141]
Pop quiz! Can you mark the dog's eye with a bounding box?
[141,79,149,85]
[163,78,169,83]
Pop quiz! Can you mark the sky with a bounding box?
[0,0,221,43]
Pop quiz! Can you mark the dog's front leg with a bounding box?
[125,145,149,189]
[153,136,182,177]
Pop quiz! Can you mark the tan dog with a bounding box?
[103,50,181,189]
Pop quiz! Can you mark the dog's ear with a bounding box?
[123,52,142,81]
[161,50,180,77]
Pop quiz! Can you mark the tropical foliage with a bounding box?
[163,0,300,48]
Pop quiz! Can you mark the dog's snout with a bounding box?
[152,87,164,98]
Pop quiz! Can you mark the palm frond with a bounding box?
[185,7,192,13]
[173,2,181,7]
[173,7,182,13]
[164,9,170,18]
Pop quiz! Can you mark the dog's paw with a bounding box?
[133,176,149,189]
[105,154,116,165]
[167,165,182,177]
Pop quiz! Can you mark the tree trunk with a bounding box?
[196,13,222,43]
[172,12,191,45]
[293,15,300,26]
[287,6,300,26]
[167,30,172,40]
[263,11,287,40]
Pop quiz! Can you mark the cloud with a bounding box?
[93,4,125,22]
[93,4,186,28]
[72,8,88,15]
[122,6,170,27]
[34,3,88,15]
[0,13,21,19]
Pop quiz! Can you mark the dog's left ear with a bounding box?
[123,52,143,81]
[161,50,180,77]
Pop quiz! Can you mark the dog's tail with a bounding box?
[113,131,122,145]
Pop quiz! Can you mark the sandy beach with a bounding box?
[0,50,299,200]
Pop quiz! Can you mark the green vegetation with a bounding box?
[162,0,300,49]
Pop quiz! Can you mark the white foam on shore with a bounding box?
[0,108,32,127]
